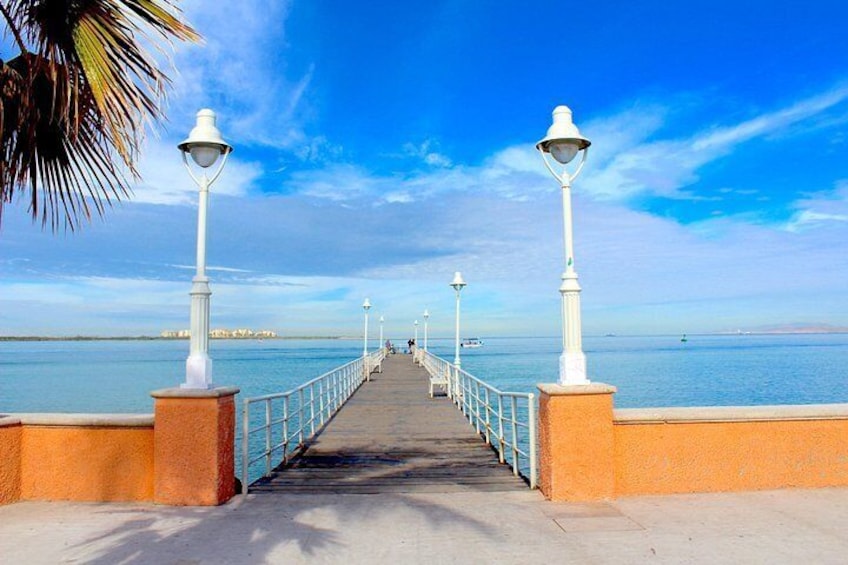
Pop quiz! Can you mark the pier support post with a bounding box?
[151,386,239,506]
[537,383,616,501]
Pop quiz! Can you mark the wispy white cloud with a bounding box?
[287,164,394,202]
[7,184,848,337]
[169,264,254,273]
[581,86,848,201]
[278,85,848,210]
[402,140,453,168]
[783,180,848,232]
[131,137,264,205]
[170,1,314,149]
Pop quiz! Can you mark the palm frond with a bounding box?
[0,0,199,230]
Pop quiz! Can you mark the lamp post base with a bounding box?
[558,351,589,385]
[183,354,213,389]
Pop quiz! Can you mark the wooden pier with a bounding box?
[250,354,527,494]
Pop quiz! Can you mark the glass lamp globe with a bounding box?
[190,145,222,168]
[549,141,581,164]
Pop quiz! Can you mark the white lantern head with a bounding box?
[362,298,371,311]
[450,271,467,291]
[178,109,233,168]
[536,106,591,164]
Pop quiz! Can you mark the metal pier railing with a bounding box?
[240,348,386,494]
[418,349,538,489]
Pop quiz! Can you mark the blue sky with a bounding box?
[2,0,848,338]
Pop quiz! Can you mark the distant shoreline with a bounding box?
[2,330,847,342]
[0,336,351,342]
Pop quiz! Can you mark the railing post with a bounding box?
[298,388,305,446]
[528,393,537,490]
[497,395,505,463]
[265,398,272,477]
[335,371,340,409]
[464,375,470,417]
[282,395,290,465]
[309,385,316,436]
[511,396,519,476]
[319,380,326,426]
[242,399,249,497]
[474,381,481,433]
[484,386,491,445]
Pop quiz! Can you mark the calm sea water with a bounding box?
[2,334,848,413]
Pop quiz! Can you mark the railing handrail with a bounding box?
[240,348,387,494]
[244,356,364,404]
[419,348,538,489]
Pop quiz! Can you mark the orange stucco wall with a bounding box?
[0,420,22,504]
[538,384,616,500]
[1,388,238,507]
[613,418,848,496]
[152,388,237,506]
[20,425,154,502]
[539,383,848,501]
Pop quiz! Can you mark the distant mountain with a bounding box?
[722,323,848,335]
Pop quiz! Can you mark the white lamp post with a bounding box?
[423,309,430,351]
[414,319,419,362]
[379,315,384,351]
[362,298,371,357]
[537,105,592,385]
[362,298,371,381]
[178,109,232,389]
[450,272,466,369]
[450,272,466,400]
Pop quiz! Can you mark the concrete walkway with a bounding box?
[3,486,848,563]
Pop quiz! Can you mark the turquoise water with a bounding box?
[430,333,848,408]
[2,334,848,413]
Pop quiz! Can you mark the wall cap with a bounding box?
[2,413,154,427]
[538,383,617,396]
[0,415,22,428]
[151,386,240,399]
[615,403,848,424]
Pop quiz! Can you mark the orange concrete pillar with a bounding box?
[0,417,22,505]
[151,386,239,506]
[538,383,617,501]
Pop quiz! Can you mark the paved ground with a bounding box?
[3,487,848,563]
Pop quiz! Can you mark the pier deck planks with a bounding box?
[250,354,528,494]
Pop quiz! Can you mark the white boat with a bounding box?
[461,338,483,348]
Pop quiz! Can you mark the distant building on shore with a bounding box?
[160,328,277,339]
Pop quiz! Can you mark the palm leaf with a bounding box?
[0,0,199,230]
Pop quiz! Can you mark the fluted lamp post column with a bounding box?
[450,272,466,398]
[178,109,232,389]
[537,105,592,386]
